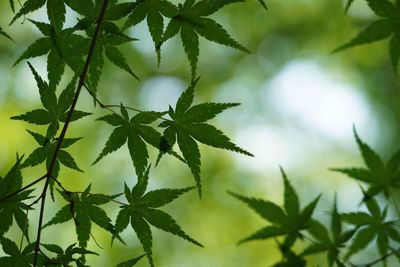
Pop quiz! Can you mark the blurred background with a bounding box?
[1,0,400,266]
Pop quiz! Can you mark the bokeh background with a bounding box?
[1,0,400,266]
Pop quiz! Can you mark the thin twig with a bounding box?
[32,1,110,266]
[0,174,47,203]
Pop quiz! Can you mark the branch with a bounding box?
[355,246,400,267]
[0,174,47,203]
[32,1,110,266]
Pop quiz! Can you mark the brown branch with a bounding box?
[32,1,110,266]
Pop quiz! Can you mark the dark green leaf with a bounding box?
[58,150,83,172]
[11,109,54,125]
[238,226,287,244]
[141,208,203,246]
[116,254,146,267]
[334,19,396,53]
[14,38,52,66]
[105,45,138,79]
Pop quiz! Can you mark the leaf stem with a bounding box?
[84,83,170,121]
[32,1,110,266]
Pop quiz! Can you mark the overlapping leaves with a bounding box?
[332,127,400,199]
[301,195,355,267]
[14,20,89,88]
[0,238,39,267]
[335,0,400,70]
[341,195,400,263]
[11,64,91,138]
[0,157,32,239]
[159,0,250,76]
[159,79,253,196]
[73,0,138,91]
[93,105,166,177]
[229,168,320,250]
[44,185,117,248]
[113,167,202,267]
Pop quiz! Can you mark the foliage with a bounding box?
[1,0,400,267]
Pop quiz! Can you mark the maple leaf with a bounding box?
[124,0,178,55]
[0,239,42,266]
[159,0,249,77]
[0,157,33,238]
[44,185,117,249]
[229,168,320,248]
[113,167,202,267]
[72,1,138,91]
[93,105,167,177]
[332,126,400,199]
[11,65,91,139]
[334,0,400,70]
[159,79,253,196]
[301,194,356,267]
[14,21,88,88]
[340,192,400,263]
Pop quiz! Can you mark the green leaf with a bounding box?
[93,126,127,164]
[238,226,287,244]
[47,49,65,89]
[130,214,154,267]
[194,17,250,53]
[10,0,46,25]
[330,168,373,183]
[27,130,47,146]
[105,45,138,79]
[11,109,54,125]
[1,237,19,256]
[346,227,375,258]
[176,127,202,194]
[97,114,126,126]
[47,0,66,31]
[127,128,148,177]
[0,27,13,41]
[58,150,83,172]
[116,254,146,267]
[228,191,287,225]
[308,220,331,244]
[180,102,239,122]
[75,206,91,248]
[181,23,199,77]
[43,205,73,228]
[191,0,244,16]
[138,187,194,208]
[14,38,52,66]
[22,147,47,168]
[142,208,203,246]
[341,212,371,226]
[57,77,76,115]
[366,0,398,17]
[279,168,299,221]
[27,62,57,112]
[333,19,396,53]
[353,127,384,173]
[119,173,199,267]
